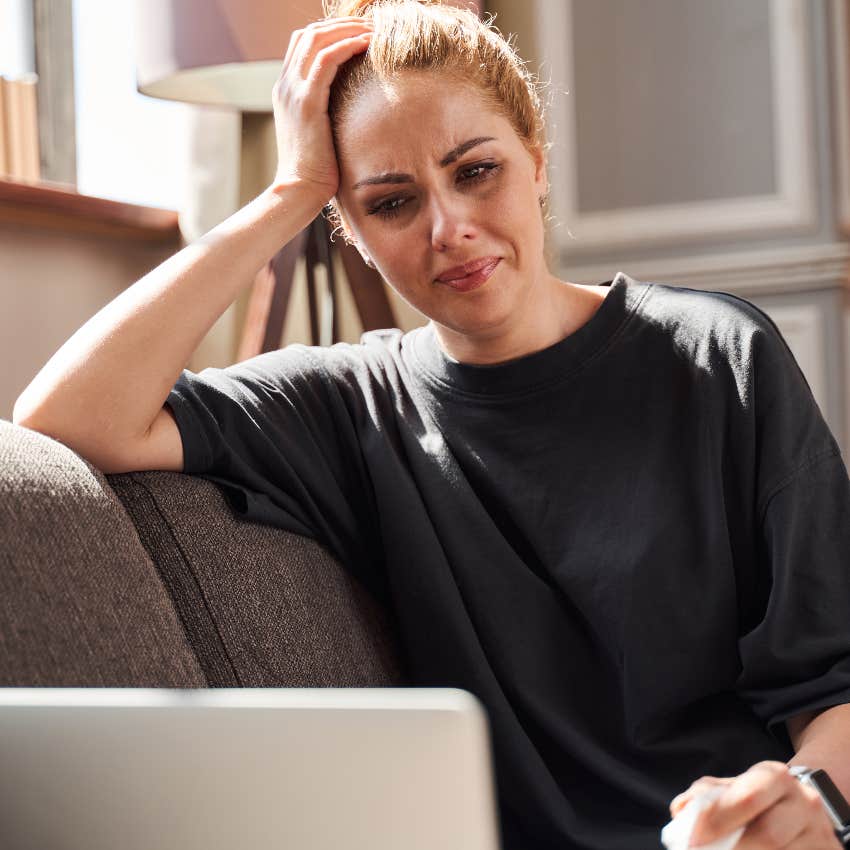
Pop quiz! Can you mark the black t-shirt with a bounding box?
[165,272,850,850]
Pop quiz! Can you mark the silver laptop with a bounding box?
[0,687,502,850]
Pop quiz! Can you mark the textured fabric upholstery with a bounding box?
[0,419,204,686]
[0,419,405,688]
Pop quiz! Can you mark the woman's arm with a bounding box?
[788,703,850,800]
[787,708,825,746]
[12,17,373,473]
[12,183,324,471]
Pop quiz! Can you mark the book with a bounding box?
[1,73,41,183]
[0,77,9,178]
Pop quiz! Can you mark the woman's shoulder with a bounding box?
[627,278,821,424]
[638,279,775,332]
[318,327,408,371]
[632,278,791,362]
[284,327,418,393]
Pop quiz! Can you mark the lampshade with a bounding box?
[135,0,482,113]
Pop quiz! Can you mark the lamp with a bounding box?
[134,0,481,358]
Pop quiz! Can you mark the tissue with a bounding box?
[660,785,745,850]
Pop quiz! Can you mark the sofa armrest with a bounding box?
[0,419,205,686]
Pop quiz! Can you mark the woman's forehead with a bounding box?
[341,71,497,128]
[336,74,508,156]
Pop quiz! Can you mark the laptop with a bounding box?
[0,687,502,850]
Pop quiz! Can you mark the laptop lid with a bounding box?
[0,687,502,850]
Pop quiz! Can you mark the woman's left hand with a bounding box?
[669,761,841,848]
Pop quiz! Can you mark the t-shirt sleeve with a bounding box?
[733,305,850,740]
[737,449,850,738]
[164,344,384,599]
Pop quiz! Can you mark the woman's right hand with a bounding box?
[270,17,374,202]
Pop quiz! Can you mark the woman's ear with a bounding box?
[531,144,548,198]
[353,240,375,268]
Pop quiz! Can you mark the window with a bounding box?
[71,0,190,210]
[0,0,35,77]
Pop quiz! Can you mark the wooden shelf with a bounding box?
[0,177,182,243]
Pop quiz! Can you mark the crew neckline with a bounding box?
[408,272,646,398]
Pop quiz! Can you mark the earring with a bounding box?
[354,242,375,268]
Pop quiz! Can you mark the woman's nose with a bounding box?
[428,194,478,252]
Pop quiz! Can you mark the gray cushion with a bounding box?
[107,470,406,687]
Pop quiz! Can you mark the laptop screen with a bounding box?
[0,687,502,850]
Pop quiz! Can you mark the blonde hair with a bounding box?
[321,0,551,242]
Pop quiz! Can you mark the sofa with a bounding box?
[0,418,406,689]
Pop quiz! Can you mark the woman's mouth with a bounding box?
[435,257,501,292]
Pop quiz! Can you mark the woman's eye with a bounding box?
[367,196,408,219]
[365,162,500,221]
[459,162,500,182]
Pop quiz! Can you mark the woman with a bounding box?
[14,0,850,847]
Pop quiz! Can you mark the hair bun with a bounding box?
[323,0,441,18]
[322,0,370,17]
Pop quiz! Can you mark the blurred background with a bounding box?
[1,0,849,455]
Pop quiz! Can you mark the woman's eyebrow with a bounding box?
[352,136,496,189]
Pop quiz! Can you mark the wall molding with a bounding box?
[563,242,850,295]
[536,0,818,258]
[834,2,850,452]
[842,298,850,450]
[831,0,850,237]
[32,0,76,186]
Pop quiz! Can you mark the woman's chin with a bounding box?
[432,302,518,341]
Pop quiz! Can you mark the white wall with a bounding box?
[0,0,34,76]
[71,0,192,212]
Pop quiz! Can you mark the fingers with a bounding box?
[685,762,797,848]
[780,793,845,849]
[282,17,369,69]
[670,776,732,817]
[268,16,374,198]
[305,32,373,92]
[729,792,809,848]
[671,763,841,849]
[284,18,374,81]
